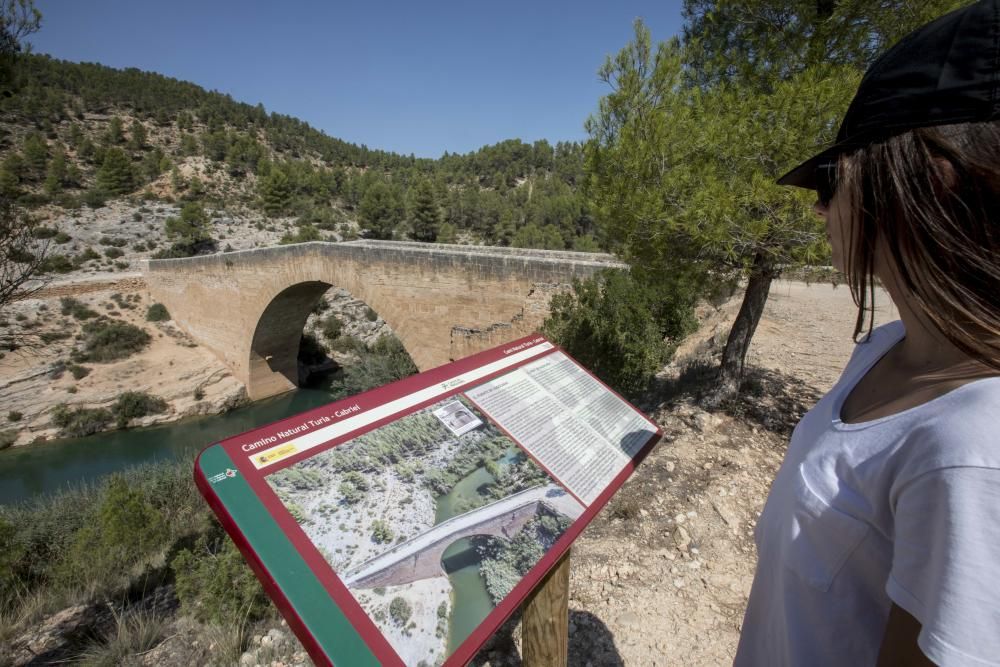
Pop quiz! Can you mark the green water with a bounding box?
[440,537,495,656]
[434,447,522,523]
[0,382,342,506]
[434,446,521,656]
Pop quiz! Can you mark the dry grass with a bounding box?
[75,607,170,667]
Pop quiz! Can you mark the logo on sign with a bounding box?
[208,468,238,484]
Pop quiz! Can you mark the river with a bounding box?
[0,381,344,506]
[434,445,521,656]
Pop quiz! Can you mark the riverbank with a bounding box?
[0,277,389,448]
[0,285,247,447]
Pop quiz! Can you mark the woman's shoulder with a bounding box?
[896,376,1000,479]
[856,319,905,349]
[842,320,905,370]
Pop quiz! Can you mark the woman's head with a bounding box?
[824,120,1000,368]
[777,2,1000,365]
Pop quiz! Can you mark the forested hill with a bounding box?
[0,54,598,252]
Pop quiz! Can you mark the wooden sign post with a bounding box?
[522,550,571,666]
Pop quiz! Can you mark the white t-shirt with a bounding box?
[734,320,1000,666]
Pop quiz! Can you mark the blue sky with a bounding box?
[30,0,685,158]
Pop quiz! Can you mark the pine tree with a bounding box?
[141,147,166,182]
[179,133,199,157]
[587,4,967,402]
[67,123,84,149]
[409,180,440,242]
[493,209,516,246]
[165,201,212,244]
[21,132,48,180]
[44,147,67,194]
[437,222,457,244]
[127,119,147,150]
[359,181,403,240]
[105,116,124,145]
[259,169,293,217]
[170,166,186,193]
[95,147,135,195]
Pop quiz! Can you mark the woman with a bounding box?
[734,2,1000,665]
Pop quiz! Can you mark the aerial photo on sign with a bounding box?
[266,395,585,665]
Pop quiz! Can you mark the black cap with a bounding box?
[777,0,1000,190]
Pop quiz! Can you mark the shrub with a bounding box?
[74,320,151,363]
[104,247,124,259]
[329,335,367,355]
[50,403,112,437]
[320,314,342,341]
[31,226,59,239]
[371,519,394,544]
[98,236,128,247]
[39,254,74,274]
[82,188,106,208]
[40,330,71,343]
[73,247,101,266]
[0,430,15,449]
[8,247,34,263]
[112,391,167,428]
[53,231,71,244]
[541,268,698,397]
[68,363,90,380]
[364,306,378,322]
[389,597,411,626]
[171,531,271,624]
[327,336,417,400]
[7,411,22,422]
[145,303,170,321]
[150,238,217,259]
[278,224,323,245]
[193,387,205,401]
[60,296,98,320]
[57,475,168,585]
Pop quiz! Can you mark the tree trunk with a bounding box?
[711,250,777,406]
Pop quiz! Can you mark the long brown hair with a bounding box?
[839,120,1000,370]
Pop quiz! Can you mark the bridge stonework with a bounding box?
[350,501,543,590]
[142,240,621,400]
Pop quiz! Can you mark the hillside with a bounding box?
[0,53,597,261]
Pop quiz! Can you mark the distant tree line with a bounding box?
[0,54,600,252]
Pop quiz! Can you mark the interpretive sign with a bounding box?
[195,334,661,667]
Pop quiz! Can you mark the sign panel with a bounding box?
[195,334,661,667]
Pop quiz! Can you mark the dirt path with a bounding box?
[475,279,898,667]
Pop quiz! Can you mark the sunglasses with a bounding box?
[815,160,839,207]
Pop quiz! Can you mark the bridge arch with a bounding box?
[247,280,408,399]
[142,241,622,400]
[440,534,492,576]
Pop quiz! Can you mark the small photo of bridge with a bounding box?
[266,394,584,665]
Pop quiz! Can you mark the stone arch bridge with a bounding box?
[344,485,583,589]
[142,240,621,400]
